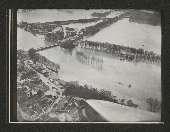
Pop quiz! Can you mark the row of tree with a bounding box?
[79,40,161,64]
[63,81,138,108]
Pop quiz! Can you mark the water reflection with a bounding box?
[62,48,74,56]
[75,50,103,71]
[43,39,104,71]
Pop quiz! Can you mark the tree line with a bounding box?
[63,81,138,108]
[79,40,161,64]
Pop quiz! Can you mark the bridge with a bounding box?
[35,35,80,52]
[36,43,60,52]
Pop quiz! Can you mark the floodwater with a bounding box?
[17,10,161,110]
[17,28,45,50]
[17,28,161,109]
[38,46,161,106]
[86,18,161,54]
[17,9,110,23]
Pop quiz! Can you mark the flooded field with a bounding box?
[17,9,161,121]
[86,18,161,54]
[17,24,161,110]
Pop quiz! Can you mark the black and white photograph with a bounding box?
[16,9,161,122]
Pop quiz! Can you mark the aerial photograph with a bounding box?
[17,9,161,122]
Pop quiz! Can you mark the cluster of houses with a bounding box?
[21,91,57,120]
[50,96,87,121]
[17,52,66,120]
